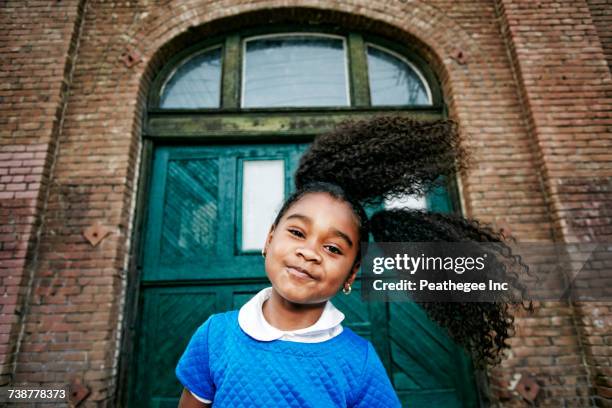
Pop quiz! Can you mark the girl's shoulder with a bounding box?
[210,309,239,322]
[203,310,239,333]
[335,326,371,353]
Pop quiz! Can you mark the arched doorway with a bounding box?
[127,26,478,407]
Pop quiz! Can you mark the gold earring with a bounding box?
[342,283,352,295]
[261,248,266,258]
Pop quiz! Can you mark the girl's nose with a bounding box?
[295,245,322,263]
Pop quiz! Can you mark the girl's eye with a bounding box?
[325,245,343,255]
[288,229,304,238]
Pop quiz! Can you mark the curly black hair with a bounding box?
[295,116,470,204]
[370,209,534,368]
[290,115,533,368]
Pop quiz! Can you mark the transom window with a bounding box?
[159,46,222,109]
[242,34,350,107]
[152,31,437,110]
[366,44,431,106]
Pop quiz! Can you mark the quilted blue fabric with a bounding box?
[176,310,402,407]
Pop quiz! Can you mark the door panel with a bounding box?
[142,144,303,282]
[131,143,479,408]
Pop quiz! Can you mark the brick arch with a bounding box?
[124,1,520,222]
[129,0,482,112]
[125,0,497,213]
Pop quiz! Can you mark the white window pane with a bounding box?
[384,194,427,210]
[242,35,349,107]
[367,45,431,106]
[242,160,285,251]
[159,47,222,108]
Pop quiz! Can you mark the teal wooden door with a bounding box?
[130,143,479,408]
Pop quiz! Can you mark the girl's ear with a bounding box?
[346,260,360,285]
[264,224,276,250]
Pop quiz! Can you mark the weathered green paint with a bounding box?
[118,138,154,408]
[389,302,479,406]
[142,144,307,282]
[145,108,443,138]
[426,177,455,214]
[347,33,370,107]
[221,34,241,109]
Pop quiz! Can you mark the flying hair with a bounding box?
[370,209,533,368]
[295,116,470,204]
[293,116,533,368]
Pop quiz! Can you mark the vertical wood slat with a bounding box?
[347,33,370,107]
[142,148,170,280]
[121,138,154,408]
[221,34,241,109]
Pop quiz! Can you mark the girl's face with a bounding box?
[264,192,361,305]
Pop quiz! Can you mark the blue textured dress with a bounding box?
[176,310,402,407]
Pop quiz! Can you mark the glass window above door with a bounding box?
[367,44,432,106]
[159,47,222,108]
[242,34,349,108]
[153,31,440,110]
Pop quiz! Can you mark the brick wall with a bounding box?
[0,0,610,407]
[495,0,612,405]
[0,0,87,387]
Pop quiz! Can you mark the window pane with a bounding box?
[159,47,222,108]
[242,160,285,251]
[384,194,427,210]
[367,45,431,106]
[243,35,349,107]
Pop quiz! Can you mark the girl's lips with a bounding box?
[285,266,316,281]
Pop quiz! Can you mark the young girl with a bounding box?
[175,117,531,407]
[176,179,400,407]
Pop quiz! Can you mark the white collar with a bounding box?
[238,287,345,343]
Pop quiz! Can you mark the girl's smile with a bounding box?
[285,265,317,281]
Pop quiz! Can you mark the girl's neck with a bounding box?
[262,289,326,331]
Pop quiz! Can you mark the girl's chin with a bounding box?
[273,283,328,305]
